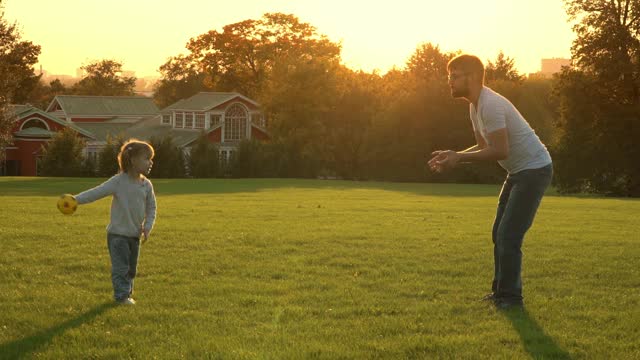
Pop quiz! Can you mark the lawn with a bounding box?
[0,177,638,359]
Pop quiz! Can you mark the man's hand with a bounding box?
[428,150,461,172]
[428,151,446,172]
[142,229,150,244]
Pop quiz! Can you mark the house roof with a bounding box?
[46,95,159,117]
[73,123,135,142]
[13,106,96,139]
[11,92,267,146]
[161,92,259,112]
[124,116,215,147]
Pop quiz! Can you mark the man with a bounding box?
[428,54,553,309]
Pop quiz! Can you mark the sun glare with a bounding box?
[3,0,574,76]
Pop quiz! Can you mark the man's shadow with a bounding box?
[502,308,572,359]
[0,302,116,359]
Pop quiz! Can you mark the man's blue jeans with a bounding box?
[107,233,140,301]
[492,164,553,302]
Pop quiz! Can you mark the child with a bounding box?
[72,139,157,305]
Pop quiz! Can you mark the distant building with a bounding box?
[2,93,269,176]
[540,58,572,76]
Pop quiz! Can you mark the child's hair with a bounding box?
[117,139,155,173]
[447,54,485,83]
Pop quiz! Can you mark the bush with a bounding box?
[39,128,86,177]
[149,135,186,178]
[97,135,125,177]
[188,132,220,178]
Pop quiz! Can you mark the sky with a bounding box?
[3,0,576,78]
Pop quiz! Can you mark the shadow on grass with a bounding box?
[0,176,503,197]
[2,177,637,200]
[502,308,572,359]
[0,302,116,359]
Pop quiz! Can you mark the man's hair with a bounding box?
[117,139,154,173]
[447,54,485,84]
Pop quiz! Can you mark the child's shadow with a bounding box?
[0,302,116,359]
[502,308,572,359]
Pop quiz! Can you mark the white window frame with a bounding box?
[222,103,249,142]
[208,113,223,129]
[195,113,205,129]
[185,112,194,129]
[20,117,50,131]
[175,112,184,128]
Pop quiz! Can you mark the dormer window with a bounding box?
[210,114,221,128]
[21,118,49,130]
[195,113,205,129]
[175,112,184,128]
[223,103,248,141]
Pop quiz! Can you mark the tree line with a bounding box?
[2,1,639,196]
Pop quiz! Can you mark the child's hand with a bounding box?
[142,229,150,244]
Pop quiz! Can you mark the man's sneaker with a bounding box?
[495,299,523,310]
[117,298,136,305]
[480,293,498,302]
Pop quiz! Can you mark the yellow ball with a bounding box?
[57,194,78,215]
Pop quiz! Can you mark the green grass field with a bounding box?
[0,177,638,359]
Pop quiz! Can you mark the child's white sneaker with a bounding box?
[117,298,136,305]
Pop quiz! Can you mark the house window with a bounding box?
[175,112,184,128]
[224,103,247,141]
[21,118,49,130]
[161,114,171,125]
[185,113,194,128]
[210,114,221,128]
[195,113,205,129]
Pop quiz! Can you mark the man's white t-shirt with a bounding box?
[470,86,552,174]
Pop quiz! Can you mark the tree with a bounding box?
[260,53,341,177]
[513,77,557,144]
[485,51,525,83]
[154,55,213,108]
[552,0,640,196]
[326,69,380,179]
[363,43,482,182]
[0,102,14,170]
[39,128,86,176]
[72,60,136,96]
[0,0,41,163]
[0,2,41,105]
[25,78,68,109]
[155,13,341,104]
[565,0,640,104]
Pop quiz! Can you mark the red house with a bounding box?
[1,92,269,176]
[128,92,269,162]
[2,105,95,176]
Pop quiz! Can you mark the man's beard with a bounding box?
[450,86,469,98]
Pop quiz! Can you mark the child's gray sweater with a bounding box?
[75,173,156,238]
